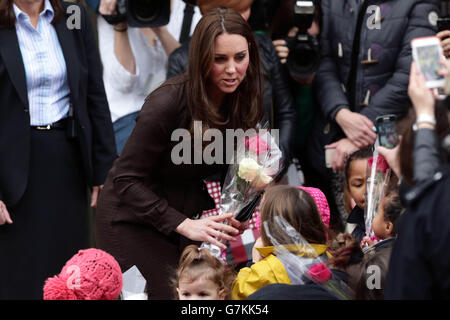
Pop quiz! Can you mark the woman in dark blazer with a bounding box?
[0,0,116,299]
[95,7,264,299]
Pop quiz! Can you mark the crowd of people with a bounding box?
[0,0,449,301]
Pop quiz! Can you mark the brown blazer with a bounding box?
[95,75,229,298]
[97,74,229,232]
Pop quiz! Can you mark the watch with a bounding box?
[412,113,436,131]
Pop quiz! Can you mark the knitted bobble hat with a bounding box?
[43,248,123,300]
[298,187,331,228]
[255,186,331,233]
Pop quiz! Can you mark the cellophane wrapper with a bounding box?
[364,154,391,239]
[200,122,284,260]
[263,216,353,300]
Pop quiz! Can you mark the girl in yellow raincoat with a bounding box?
[232,185,331,300]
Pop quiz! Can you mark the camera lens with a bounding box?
[130,0,160,22]
[126,0,170,27]
[286,37,320,80]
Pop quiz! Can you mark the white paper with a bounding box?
[120,265,148,300]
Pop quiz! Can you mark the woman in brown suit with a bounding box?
[95,7,265,299]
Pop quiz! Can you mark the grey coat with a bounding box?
[309,0,440,176]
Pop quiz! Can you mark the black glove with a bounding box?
[101,13,127,25]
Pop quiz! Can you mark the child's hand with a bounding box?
[228,217,248,236]
[252,237,265,263]
[360,236,375,248]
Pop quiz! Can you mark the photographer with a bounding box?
[98,0,180,153]
[269,0,322,185]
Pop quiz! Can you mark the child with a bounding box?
[248,233,364,300]
[232,185,330,300]
[43,248,123,300]
[172,245,235,300]
[360,189,404,251]
[254,186,331,235]
[344,147,373,243]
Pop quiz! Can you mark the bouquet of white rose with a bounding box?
[200,123,284,260]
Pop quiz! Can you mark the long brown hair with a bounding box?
[187,6,264,132]
[0,0,64,28]
[170,245,236,300]
[260,185,328,246]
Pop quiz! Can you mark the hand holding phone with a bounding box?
[411,36,446,88]
[375,114,398,149]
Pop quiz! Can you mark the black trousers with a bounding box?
[0,129,88,300]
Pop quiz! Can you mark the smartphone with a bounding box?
[411,36,446,88]
[375,114,398,149]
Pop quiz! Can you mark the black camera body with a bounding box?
[438,0,450,41]
[102,0,170,28]
[285,1,321,80]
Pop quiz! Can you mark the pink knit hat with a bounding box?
[298,186,330,228]
[255,186,331,233]
[43,248,123,300]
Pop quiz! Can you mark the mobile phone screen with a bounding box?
[376,118,398,149]
[415,44,445,82]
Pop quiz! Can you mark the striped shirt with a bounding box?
[13,0,70,126]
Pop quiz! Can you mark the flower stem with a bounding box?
[326,282,348,300]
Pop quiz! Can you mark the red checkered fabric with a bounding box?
[201,181,261,265]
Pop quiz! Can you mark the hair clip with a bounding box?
[194,247,203,260]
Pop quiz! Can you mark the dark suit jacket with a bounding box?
[0,2,116,207]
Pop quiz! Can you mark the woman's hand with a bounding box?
[408,61,447,116]
[335,109,377,148]
[228,217,248,236]
[272,39,289,64]
[90,185,103,208]
[0,200,13,226]
[99,0,117,15]
[377,136,402,179]
[175,213,240,250]
[326,138,359,171]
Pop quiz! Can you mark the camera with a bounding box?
[285,1,320,80]
[438,1,450,32]
[101,0,171,28]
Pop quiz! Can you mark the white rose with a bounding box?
[253,171,273,188]
[238,158,262,182]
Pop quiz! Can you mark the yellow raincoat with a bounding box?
[231,244,330,300]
